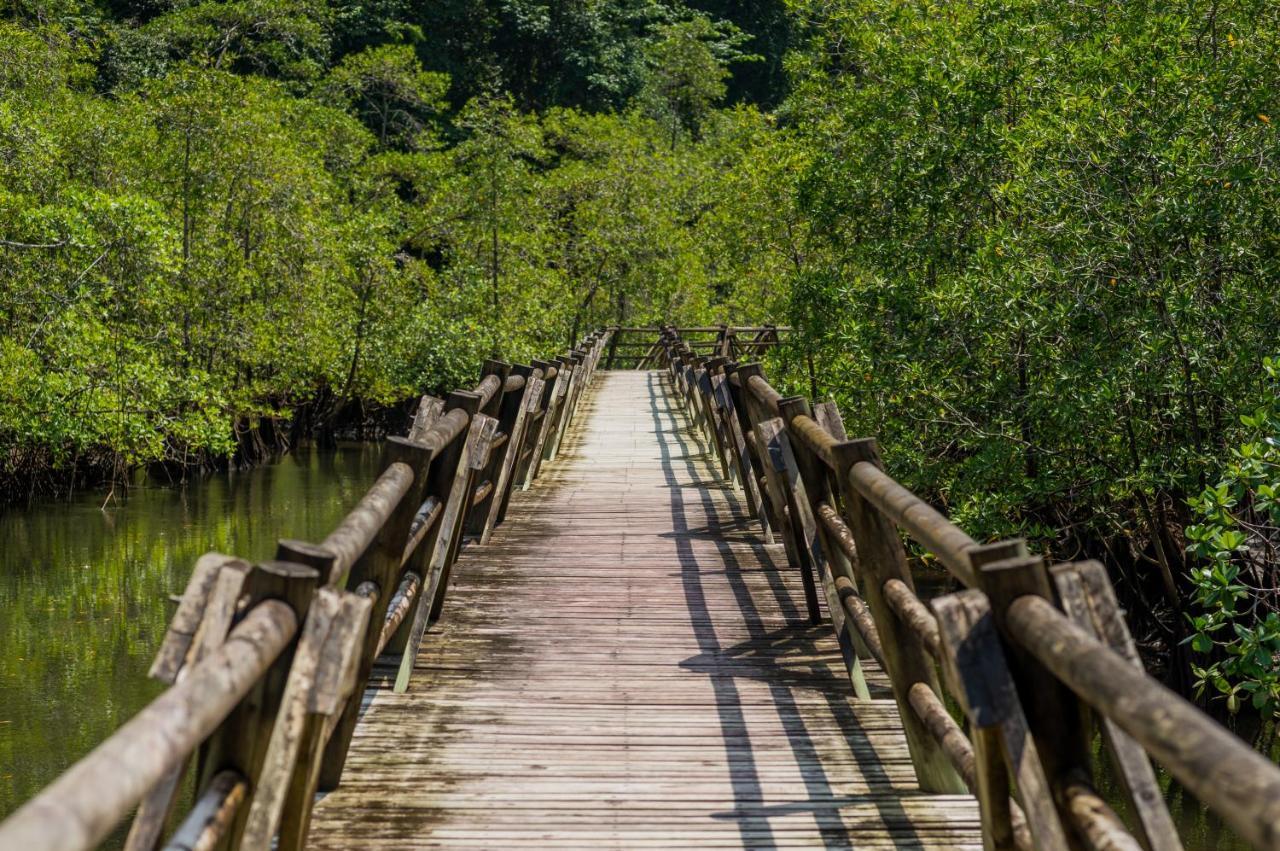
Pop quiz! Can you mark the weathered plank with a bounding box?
[307,371,982,849]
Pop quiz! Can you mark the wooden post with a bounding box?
[408,395,445,442]
[315,437,432,790]
[829,437,965,793]
[755,417,824,624]
[711,363,769,537]
[467,363,516,536]
[728,363,786,535]
[126,555,249,851]
[392,410,497,694]
[522,362,560,488]
[778,396,844,556]
[978,555,1092,849]
[933,589,1069,850]
[534,359,570,470]
[1050,561,1183,851]
[543,355,577,461]
[195,560,319,848]
[551,350,585,455]
[433,414,498,619]
[604,327,620,371]
[696,359,733,481]
[477,359,511,418]
[274,588,373,851]
[482,372,545,542]
[757,417,868,697]
[805,399,873,660]
[238,586,344,849]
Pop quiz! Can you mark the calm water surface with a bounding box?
[0,443,382,838]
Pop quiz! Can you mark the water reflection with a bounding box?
[0,444,381,835]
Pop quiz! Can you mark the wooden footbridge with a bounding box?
[4,327,1280,850]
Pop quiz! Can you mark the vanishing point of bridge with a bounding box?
[2,327,1279,851]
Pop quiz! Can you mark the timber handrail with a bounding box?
[0,331,611,851]
[658,325,1280,851]
[599,324,792,370]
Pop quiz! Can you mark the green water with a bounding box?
[0,443,382,833]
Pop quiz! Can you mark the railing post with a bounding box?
[429,414,498,622]
[755,416,823,625]
[521,360,559,488]
[194,560,319,847]
[693,358,732,481]
[829,437,965,793]
[544,353,579,461]
[272,588,373,851]
[933,588,1070,850]
[804,399,871,660]
[777,396,872,693]
[732,362,789,544]
[483,369,545,539]
[604,326,620,371]
[978,555,1094,849]
[709,361,769,536]
[1050,561,1183,851]
[126,554,245,851]
[466,361,515,536]
[315,437,432,788]
[757,417,867,695]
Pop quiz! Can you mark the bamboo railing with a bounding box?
[658,326,1280,851]
[0,332,611,851]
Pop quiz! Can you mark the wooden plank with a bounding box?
[306,371,983,850]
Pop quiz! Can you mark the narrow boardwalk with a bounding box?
[309,371,981,849]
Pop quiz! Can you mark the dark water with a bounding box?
[0,443,382,835]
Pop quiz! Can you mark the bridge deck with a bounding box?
[309,371,981,849]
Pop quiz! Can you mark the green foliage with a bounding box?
[107,0,333,86]
[0,11,786,492]
[780,0,1280,594]
[321,44,448,149]
[639,12,757,145]
[1185,358,1280,716]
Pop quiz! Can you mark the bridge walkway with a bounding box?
[308,370,981,849]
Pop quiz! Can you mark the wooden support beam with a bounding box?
[933,589,1067,851]
[828,437,965,794]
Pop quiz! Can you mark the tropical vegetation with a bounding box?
[2,0,1279,712]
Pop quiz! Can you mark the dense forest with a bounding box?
[2,0,1279,717]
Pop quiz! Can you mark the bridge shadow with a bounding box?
[646,372,920,850]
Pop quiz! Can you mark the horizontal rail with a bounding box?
[847,461,979,587]
[660,324,1280,851]
[0,330,613,851]
[1009,595,1280,849]
[0,602,297,851]
[322,462,415,585]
